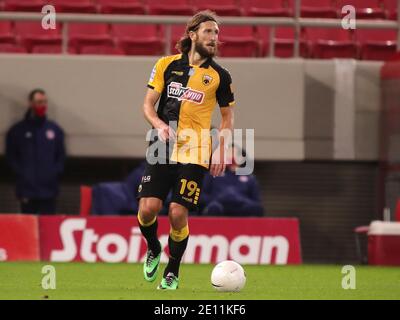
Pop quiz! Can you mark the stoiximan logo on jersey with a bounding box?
[167,82,204,104]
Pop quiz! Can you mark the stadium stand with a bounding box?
[299,0,338,18]
[0,0,398,59]
[31,44,64,54]
[14,21,61,52]
[0,21,14,45]
[80,43,124,55]
[68,22,113,53]
[193,0,243,17]
[219,25,259,57]
[0,42,26,52]
[257,26,309,58]
[3,0,44,13]
[337,0,387,20]
[384,0,398,20]
[148,0,194,16]
[244,0,292,17]
[396,199,400,222]
[112,24,164,55]
[98,0,146,15]
[0,0,397,19]
[53,0,97,14]
[306,27,357,59]
[356,28,398,60]
[166,24,186,55]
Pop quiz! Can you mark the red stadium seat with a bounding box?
[112,24,164,56]
[167,25,257,57]
[306,28,357,59]
[193,0,242,16]
[31,44,77,54]
[384,0,398,19]
[396,198,400,222]
[244,0,292,17]
[166,24,186,54]
[80,186,92,216]
[219,26,259,57]
[388,10,397,20]
[3,0,44,12]
[337,0,386,20]
[148,0,194,16]
[298,0,338,18]
[258,27,308,58]
[0,21,15,45]
[31,44,62,54]
[98,0,145,15]
[80,44,124,55]
[69,23,112,53]
[0,43,27,53]
[356,29,398,60]
[15,21,62,52]
[274,28,309,58]
[53,0,97,14]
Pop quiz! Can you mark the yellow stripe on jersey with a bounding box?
[147,54,182,93]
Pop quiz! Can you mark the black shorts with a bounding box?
[137,162,207,211]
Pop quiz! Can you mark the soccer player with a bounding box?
[137,10,235,290]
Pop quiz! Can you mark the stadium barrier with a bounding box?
[39,216,302,264]
[0,214,40,261]
[0,214,302,264]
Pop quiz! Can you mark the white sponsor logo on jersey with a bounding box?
[167,82,205,104]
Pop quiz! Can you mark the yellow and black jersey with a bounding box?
[147,53,235,169]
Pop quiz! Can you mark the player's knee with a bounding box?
[168,203,188,227]
[139,198,162,223]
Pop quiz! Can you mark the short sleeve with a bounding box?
[216,69,235,108]
[147,57,166,94]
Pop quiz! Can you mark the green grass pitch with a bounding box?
[0,262,399,300]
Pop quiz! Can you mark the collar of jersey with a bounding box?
[181,52,212,69]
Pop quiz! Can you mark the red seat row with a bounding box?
[0,21,397,60]
[0,0,398,19]
[220,26,397,60]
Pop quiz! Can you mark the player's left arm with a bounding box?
[210,107,234,177]
[210,68,235,177]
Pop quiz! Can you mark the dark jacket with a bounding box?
[5,109,66,199]
[200,168,264,216]
[201,168,262,205]
[91,162,146,215]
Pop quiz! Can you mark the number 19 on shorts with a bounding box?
[179,179,200,205]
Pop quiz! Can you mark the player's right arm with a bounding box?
[142,57,176,142]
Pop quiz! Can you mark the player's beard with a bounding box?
[194,40,217,59]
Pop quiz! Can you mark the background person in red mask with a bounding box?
[5,88,66,214]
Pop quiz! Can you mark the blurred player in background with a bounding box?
[201,144,264,217]
[137,10,235,290]
[5,89,65,215]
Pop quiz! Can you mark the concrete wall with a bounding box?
[0,55,382,160]
[303,59,382,161]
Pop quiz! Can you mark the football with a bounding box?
[211,260,246,292]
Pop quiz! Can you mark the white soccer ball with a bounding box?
[211,260,246,292]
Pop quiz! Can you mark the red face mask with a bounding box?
[32,105,47,117]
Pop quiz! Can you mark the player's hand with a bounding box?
[157,122,176,143]
[210,145,226,177]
